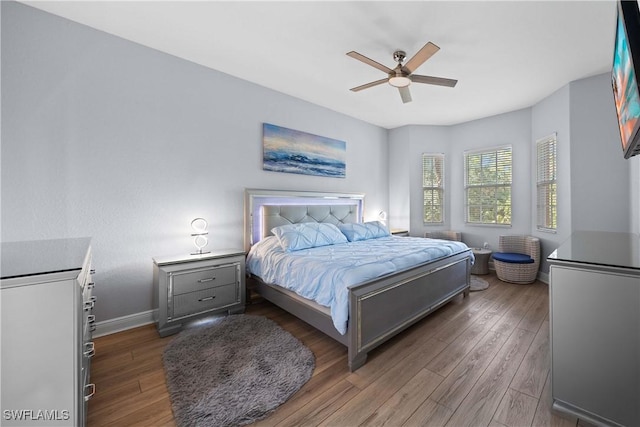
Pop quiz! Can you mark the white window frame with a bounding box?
[422,153,445,224]
[464,145,512,226]
[536,133,557,233]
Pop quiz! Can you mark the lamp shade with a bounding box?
[190,217,210,255]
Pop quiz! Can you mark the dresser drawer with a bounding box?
[171,264,238,295]
[172,283,238,318]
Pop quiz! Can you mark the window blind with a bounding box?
[537,134,557,231]
[464,146,512,225]
[422,153,444,223]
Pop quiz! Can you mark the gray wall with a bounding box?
[387,125,413,232]
[388,73,632,276]
[449,109,532,250]
[531,84,571,273]
[388,125,451,233]
[569,74,631,233]
[389,109,533,251]
[1,2,389,323]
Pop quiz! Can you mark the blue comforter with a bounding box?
[246,235,473,334]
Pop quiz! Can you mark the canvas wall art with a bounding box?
[263,123,346,178]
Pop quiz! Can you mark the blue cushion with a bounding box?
[338,221,390,242]
[493,252,535,264]
[271,222,347,252]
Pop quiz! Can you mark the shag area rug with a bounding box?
[162,314,315,427]
[470,275,489,291]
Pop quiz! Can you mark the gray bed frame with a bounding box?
[244,189,472,371]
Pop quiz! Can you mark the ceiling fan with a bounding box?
[347,42,457,103]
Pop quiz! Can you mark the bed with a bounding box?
[244,189,474,371]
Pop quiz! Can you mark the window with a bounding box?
[537,133,557,232]
[464,146,512,225]
[422,153,444,223]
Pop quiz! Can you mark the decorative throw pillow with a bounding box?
[338,221,391,242]
[271,222,347,252]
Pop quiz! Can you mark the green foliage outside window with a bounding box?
[464,147,512,225]
[537,134,557,231]
[422,154,444,223]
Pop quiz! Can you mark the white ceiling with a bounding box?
[22,1,617,128]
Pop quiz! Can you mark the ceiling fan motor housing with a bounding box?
[389,52,411,88]
[393,50,407,64]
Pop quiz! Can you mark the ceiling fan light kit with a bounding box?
[388,76,411,88]
[347,42,457,103]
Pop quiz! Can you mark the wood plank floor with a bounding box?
[88,273,580,427]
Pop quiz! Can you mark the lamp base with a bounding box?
[191,250,211,256]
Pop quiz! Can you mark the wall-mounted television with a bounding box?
[612,0,640,159]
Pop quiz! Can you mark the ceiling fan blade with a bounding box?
[411,74,458,87]
[350,78,388,92]
[399,86,412,103]
[347,51,392,74]
[403,42,440,74]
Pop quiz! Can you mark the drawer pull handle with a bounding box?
[89,324,96,333]
[198,296,216,302]
[198,277,215,283]
[83,300,95,311]
[84,342,95,358]
[89,296,97,303]
[84,383,96,401]
[87,315,96,324]
[87,282,95,289]
[90,269,96,275]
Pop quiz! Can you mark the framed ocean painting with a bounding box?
[263,123,346,178]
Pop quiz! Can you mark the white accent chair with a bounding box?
[493,235,540,284]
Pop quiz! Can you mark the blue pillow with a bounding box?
[338,221,390,242]
[271,222,347,252]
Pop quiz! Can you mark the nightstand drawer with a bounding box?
[172,283,238,318]
[172,264,237,295]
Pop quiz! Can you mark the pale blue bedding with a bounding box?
[246,235,474,335]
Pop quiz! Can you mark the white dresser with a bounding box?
[548,231,640,427]
[1,238,96,426]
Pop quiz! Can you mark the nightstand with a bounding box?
[391,229,410,237]
[154,249,246,337]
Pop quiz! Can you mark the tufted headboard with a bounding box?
[262,204,360,238]
[244,189,364,251]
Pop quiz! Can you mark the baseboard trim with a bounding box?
[94,309,157,338]
[537,271,550,284]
